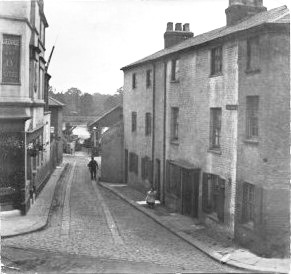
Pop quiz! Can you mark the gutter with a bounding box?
[151,63,156,188]
[162,61,167,204]
[120,21,289,71]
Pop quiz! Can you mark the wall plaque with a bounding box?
[2,34,21,83]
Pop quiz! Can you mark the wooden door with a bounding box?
[124,149,128,184]
[182,169,199,217]
[182,169,193,216]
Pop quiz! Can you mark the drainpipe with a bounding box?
[152,63,156,188]
[162,61,167,204]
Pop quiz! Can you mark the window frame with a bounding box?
[171,107,179,141]
[131,111,137,132]
[246,36,260,72]
[209,108,222,150]
[210,46,223,76]
[171,59,180,82]
[246,96,259,140]
[2,34,21,85]
[145,112,151,136]
[132,73,136,89]
[146,69,151,88]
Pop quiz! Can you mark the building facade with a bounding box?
[89,105,124,183]
[122,1,290,257]
[49,96,64,165]
[0,0,52,214]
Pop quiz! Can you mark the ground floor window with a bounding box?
[202,173,225,222]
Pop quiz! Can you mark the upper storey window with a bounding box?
[146,69,152,88]
[171,59,179,82]
[210,46,223,76]
[246,96,259,139]
[132,73,136,89]
[2,34,21,84]
[246,36,260,72]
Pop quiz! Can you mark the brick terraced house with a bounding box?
[121,0,290,257]
[0,0,55,214]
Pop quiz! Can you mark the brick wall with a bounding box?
[162,41,239,236]
[101,122,124,184]
[235,31,290,257]
[123,64,153,192]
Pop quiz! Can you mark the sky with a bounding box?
[44,0,288,95]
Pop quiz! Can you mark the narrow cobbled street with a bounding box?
[2,154,244,273]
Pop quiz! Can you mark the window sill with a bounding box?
[209,72,223,78]
[244,139,259,145]
[245,68,261,75]
[170,139,179,146]
[170,80,180,84]
[1,82,21,86]
[208,148,222,155]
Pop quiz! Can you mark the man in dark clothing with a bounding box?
[88,156,98,180]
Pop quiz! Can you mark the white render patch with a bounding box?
[136,200,161,205]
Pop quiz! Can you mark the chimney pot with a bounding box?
[166,22,173,31]
[183,23,190,32]
[226,0,266,25]
[175,23,182,31]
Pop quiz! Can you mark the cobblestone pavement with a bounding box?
[2,155,245,273]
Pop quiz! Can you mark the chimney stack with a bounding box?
[167,22,173,31]
[225,0,267,26]
[164,22,194,49]
[175,23,182,31]
[183,23,190,32]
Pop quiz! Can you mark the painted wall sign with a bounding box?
[226,104,238,110]
[2,34,21,83]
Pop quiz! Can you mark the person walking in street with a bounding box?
[87,156,98,180]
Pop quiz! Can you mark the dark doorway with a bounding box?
[155,159,161,200]
[124,149,128,184]
[181,169,199,218]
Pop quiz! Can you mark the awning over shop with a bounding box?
[26,124,44,143]
[169,159,200,170]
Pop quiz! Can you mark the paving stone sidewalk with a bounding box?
[100,182,290,274]
[1,163,68,238]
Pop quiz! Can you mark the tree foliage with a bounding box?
[49,86,122,117]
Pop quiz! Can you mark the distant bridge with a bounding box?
[64,116,97,126]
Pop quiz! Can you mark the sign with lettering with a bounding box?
[2,34,21,83]
[226,104,238,110]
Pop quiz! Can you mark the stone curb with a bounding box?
[1,163,68,239]
[100,182,288,274]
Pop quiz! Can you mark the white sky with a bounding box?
[44,0,288,95]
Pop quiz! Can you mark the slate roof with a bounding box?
[121,5,289,70]
[88,104,123,128]
[49,96,65,107]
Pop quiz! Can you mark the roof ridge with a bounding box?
[49,96,65,106]
[121,5,289,70]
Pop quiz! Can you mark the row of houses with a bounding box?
[0,0,63,214]
[120,0,290,257]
